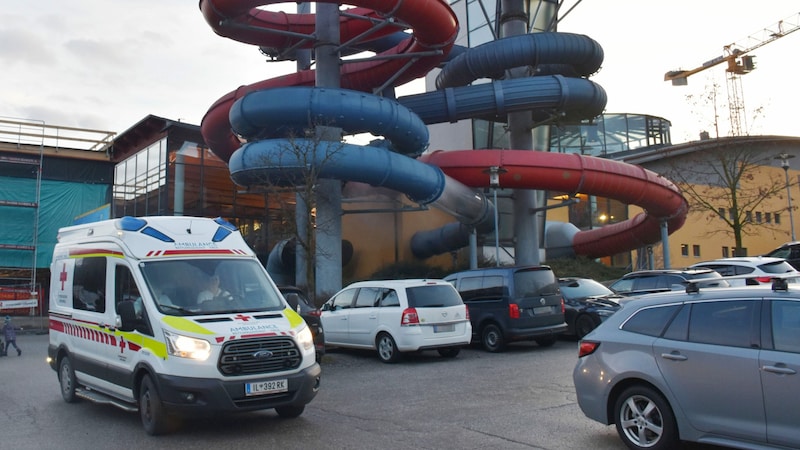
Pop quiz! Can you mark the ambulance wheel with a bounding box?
[275,405,305,418]
[139,374,171,435]
[59,356,78,403]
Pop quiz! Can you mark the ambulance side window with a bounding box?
[73,257,106,313]
[115,265,153,336]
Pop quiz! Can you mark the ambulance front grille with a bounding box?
[218,337,301,376]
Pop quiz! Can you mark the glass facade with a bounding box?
[451,0,669,269]
[112,135,292,260]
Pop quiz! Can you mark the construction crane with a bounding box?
[664,12,800,136]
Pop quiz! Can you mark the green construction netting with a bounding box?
[0,176,110,268]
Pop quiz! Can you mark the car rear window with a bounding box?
[687,272,730,288]
[514,269,559,297]
[406,285,464,308]
[758,260,797,274]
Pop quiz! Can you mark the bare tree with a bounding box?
[237,129,347,301]
[663,142,791,255]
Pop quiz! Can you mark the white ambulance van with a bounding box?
[47,216,321,435]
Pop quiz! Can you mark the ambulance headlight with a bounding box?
[164,330,211,361]
[297,325,314,351]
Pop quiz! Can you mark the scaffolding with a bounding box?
[0,117,115,313]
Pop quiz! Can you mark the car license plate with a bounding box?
[245,379,288,396]
[433,324,455,333]
[533,306,554,315]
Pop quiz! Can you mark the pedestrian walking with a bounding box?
[3,315,21,356]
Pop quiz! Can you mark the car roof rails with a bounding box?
[772,276,790,292]
[682,276,731,294]
[684,274,795,293]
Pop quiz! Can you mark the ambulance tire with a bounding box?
[59,356,78,403]
[139,374,172,435]
[275,405,305,418]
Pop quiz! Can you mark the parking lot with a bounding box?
[0,333,720,449]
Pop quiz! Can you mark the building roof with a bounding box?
[617,135,800,165]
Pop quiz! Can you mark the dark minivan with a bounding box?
[444,266,567,352]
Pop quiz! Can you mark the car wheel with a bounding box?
[614,385,678,450]
[575,314,599,339]
[535,335,557,347]
[437,347,460,358]
[275,405,305,418]
[481,323,506,352]
[376,332,402,363]
[59,356,78,403]
[139,374,172,436]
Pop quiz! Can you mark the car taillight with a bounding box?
[401,307,419,325]
[308,310,322,317]
[755,276,772,284]
[465,305,470,320]
[560,297,565,314]
[508,303,520,319]
[578,340,600,358]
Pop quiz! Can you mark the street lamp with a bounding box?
[485,166,507,267]
[776,153,796,241]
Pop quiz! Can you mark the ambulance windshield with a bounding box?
[140,259,284,315]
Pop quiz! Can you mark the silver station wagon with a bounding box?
[573,278,800,450]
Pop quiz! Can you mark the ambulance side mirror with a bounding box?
[117,301,137,332]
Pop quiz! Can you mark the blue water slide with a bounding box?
[233,32,606,266]
[228,88,494,228]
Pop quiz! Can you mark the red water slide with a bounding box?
[199,0,458,164]
[421,150,688,258]
[199,0,688,261]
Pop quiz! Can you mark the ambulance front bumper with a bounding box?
[155,362,321,415]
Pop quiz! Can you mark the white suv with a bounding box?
[320,279,472,363]
[689,256,800,286]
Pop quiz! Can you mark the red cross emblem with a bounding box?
[119,336,127,354]
[60,263,68,290]
[233,314,251,322]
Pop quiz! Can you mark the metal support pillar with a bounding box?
[660,220,670,269]
[314,4,343,299]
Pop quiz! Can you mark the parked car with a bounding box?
[607,268,729,296]
[573,277,800,450]
[319,279,471,363]
[689,256,800,286]
[557,277,621,339]
[279,286,325,362]
[763,241,800,270]
[444,266,567,352]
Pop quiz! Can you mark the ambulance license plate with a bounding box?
[245,379,288,396]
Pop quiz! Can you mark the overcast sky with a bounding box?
[2,1,797,145]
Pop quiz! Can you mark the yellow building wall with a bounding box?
[640,164,796,268]
[341,187,455,282]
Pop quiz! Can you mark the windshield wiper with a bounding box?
[160,304,200,315]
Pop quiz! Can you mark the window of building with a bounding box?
[693,245,701,257]
[681,244,689,256]
[722,247,730,257]
[718,207,725,219]
[755,212,762,223]
[730,209,735,221]
[776,213,782,224]
[745,211,752,222]
[766,212,772,223]
[113,138,168,217]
